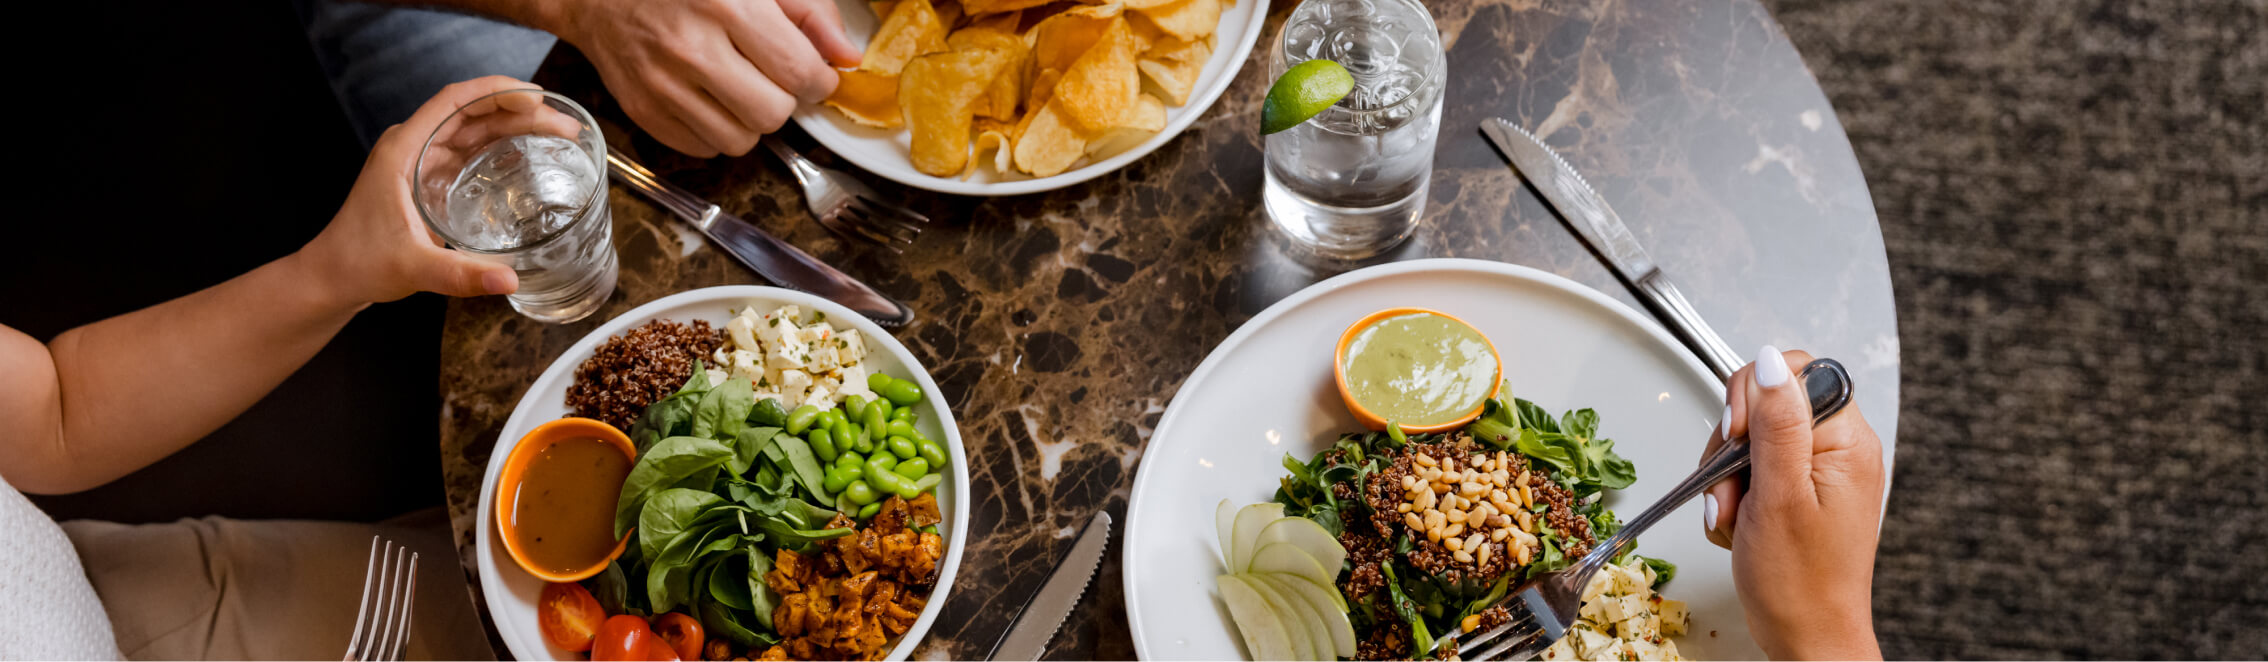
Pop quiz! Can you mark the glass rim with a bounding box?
[412,88,608,255]
[1276,0,1445,117]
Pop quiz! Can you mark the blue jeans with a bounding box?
[294,0,559,148]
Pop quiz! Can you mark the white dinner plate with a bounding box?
[790,0,1271,196]
[1123,258,1772,660]
[474,286,970,661]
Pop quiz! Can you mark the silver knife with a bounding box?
[1481,118,1742,379]
[604,152,914,326]
[988,511,1112,661]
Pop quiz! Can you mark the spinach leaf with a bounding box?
[1380,562,1435,658]
[1515,399,1558,434]
[746,547,780,629]
[648,527,743,613]
[728,426,782,476]
[1560,409,1599,441]
[1514,429,1579,477]
[1590,438,1637,490]
[585,561,636,616]
[615,436,735,538]
[706,551,755,611]
[693,376,755,441]
[639,488,726,561]
[763,434,830,502]
[1640,555,1678,588]
[631,363,716,451]
[701,601,775,648]
[748,397,790,428]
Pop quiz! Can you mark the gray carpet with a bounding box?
[1756,0,2267,658]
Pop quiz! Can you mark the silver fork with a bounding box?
[342,536,419,662]
[761,137,927,250]
[1443,358,1854,660]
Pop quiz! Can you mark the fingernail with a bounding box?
[1719,404,1733,439]
[1754,344,1790,388]
[482,269,517,295]
[1702,493,1720,533]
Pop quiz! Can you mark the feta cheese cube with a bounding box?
[801,383,834,410]
[766,331,809,372]
[1582,571,1613,603]
[1573,627,1617,659]
[751,390,782,406]
[1543,638,1574,661]
[726,314,760,352]
[836,364,872,400]
[1658,599,1688,636]
[1601,594,1646,623]
[777,369,813,404]
[728,349,764,383]
[703,368,729,388]
[806,335,843,372]
[836,329,867,364]
[1579,596,1611,624]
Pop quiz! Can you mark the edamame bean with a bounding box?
[836,490,857,513]
[868,469,920,500]
[913,473,943,493]
[889,406,917,424]
[886,420,925,444]
[893,457,930,479]
[830,419,857,455]
[917,439,948,468]
[878,378,922,406]
[844,395,870,420]
[920,524,939,534]
[844,480,879,505]
[858,502,881,519]
[836,450,866,468]
[867,372,893,392]
[822,466,851,493]
[818,409,845,431]
[851,423,875,453]
[865,453,898,477]
[785,405,823,435]
[837,459,865,482]
[806,429,838,462]
[896,436,925,460]
[863,404,888,443]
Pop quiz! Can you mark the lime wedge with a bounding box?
[1261,59,1355,135]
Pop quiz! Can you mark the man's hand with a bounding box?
[1698,346,1887,660]
[297,76,534,307]
[554,0,862,157]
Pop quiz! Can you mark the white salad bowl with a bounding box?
[473,285,969,661]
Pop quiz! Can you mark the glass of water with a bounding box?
[1263,0,1446,260]
[414,89,617,324]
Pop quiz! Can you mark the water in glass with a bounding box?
[1263,0,1445,260]
[439,133,618,323]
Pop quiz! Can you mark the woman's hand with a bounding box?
[552,0,861,157]
[1698,346,1886,660]
[296,76,531,307]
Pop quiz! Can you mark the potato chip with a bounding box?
[948,26,1029,121]
[1082,92,1167,157]
[970,118,1016,178]
[1132,0,1217,42]
[961,0,1056,16]
[1136,35,1209,105]
[1029,3,1123,72]
[1052,17,1140,133]
[900,47,1015,176]
[861,0,951,74]
[934,0,966,28]
[1013,67,1065,141]
[823,70,905,127]
[1013,101,1088,176]
[871,0,899,19]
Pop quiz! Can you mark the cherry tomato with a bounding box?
[651,612,705,661]
[592,614,680,661]
[537,582,605,652]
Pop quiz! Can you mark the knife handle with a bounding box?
[1633,271,1744,380]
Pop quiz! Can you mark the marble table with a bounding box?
[438,0,1899,657]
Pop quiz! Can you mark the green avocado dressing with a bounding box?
[1342,312,1496,427]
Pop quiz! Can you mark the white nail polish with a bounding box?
[1719,404,1733,439]
[1754,344,1790,388]
[1703,493,1720,533]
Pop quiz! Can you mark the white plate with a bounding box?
[1124,259,1773,660]
[791,0,1270,196]
[474,286,970,661]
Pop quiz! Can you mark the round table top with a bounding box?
[437,0,1900,657]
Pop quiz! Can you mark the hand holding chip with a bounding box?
[1698,346,1886,660]
[549,0,863,158]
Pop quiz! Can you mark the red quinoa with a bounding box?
[565,319,725,431]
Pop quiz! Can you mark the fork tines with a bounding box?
[343,536,419,662]
[1432,594,1558,661]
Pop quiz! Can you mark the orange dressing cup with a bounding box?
[1332,307,1504,434]
[494,417,636,582]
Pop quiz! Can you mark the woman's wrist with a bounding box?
[278,247,374,316]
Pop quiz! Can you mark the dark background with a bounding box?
[4,0,2260,658]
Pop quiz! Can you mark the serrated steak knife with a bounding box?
[987,511,1112,661]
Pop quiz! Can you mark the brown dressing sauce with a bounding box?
[509,437,631,575]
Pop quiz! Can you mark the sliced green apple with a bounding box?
[1256,573,1357,658]
[1217,574,1296,661]
[1238,574,1317,660]
[1215,499,1238,569]
[1230,503,1285,573]
[1249,573,1339,660]
[1254,516,1346,576]
[1249,542,1335,588]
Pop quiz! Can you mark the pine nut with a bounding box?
[1445,537,1463,551]
[1402,475,1418,490]
[1469,454,1485,467]
[1432,482,1452,494]
[1439,469,1463,482]
[1481,459,1497,473]
[1414,454,1437,467]
[1418,489,1438,509]
[1491,489,1509,503]
[1517,542,1532,566]
[1444,522,1465,538]
[1466,533,1484,551]
[1520,484,1533,507]
[1512,528,1538,547]
[1404,512,1425,529]
[1425,510,1446,530]
[1396,502,1412,513]
[1445,510,1466,525]
[1441,458,1456,472]
[1478,544,1492,567]
[1516,510,1533,531]
[1492,498,1516,515]
[1495,514,1514,529]
[1453,550,1474,563]
[1516,470,1530,486]
[1491,527,1510,542]
[1427,527,1443,543]
[1493,469,1511,484]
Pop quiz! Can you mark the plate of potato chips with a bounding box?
[795,0,1266,195]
